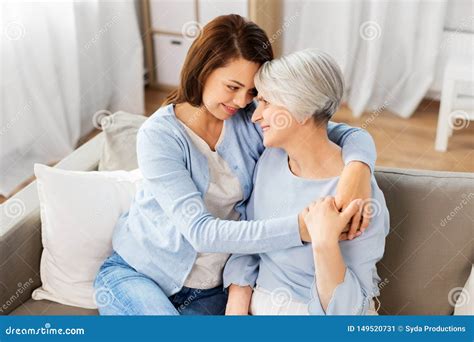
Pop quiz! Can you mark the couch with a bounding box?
[1,122,472,316]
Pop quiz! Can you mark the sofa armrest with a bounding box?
[0,133,104,315]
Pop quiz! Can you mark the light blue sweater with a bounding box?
[223,147,389,315]
[112,103,377,296]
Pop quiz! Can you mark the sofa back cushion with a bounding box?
[98,111,147,171]
[374,167,473,315]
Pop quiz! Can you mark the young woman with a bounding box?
[224,50,389,315]
[93,15,377,315]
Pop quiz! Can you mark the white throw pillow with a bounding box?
[32,164,142,309]
[453,265,474,315]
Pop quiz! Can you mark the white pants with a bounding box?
[250,286,379,315]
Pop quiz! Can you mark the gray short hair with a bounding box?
[254,49,344,123]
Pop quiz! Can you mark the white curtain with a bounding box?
[1,0,144,196]
[282,0,447,118]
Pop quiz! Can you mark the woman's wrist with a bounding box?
[226,284,252,315]
[312,238,339,253]
[227,284,252,304]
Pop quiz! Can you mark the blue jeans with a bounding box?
[93,251,228,315]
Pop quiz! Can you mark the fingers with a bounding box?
[341,199,361,220]
[343,199,362,240]
[334,194,344,211]
[339,233,349,241]
[342,224,350,233]
[301,206,310,216]
[320,196,337,210]
[339,230,362,241]
[327,196,339,211]
[348,212,362,240]
[309,197,367,241]
[360,206,371,232]
[340,229,363,241]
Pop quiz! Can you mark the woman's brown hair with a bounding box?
[164,14,273,106]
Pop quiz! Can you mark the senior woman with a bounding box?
[224,49,390,315]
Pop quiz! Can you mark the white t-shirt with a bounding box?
[181,122,243,289]
[250,286,380,315]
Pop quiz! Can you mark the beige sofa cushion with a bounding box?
[374,167,473,315]
[98,111,147,171]
[10,299,98,316]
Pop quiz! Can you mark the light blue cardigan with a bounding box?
[112,103,376,296]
